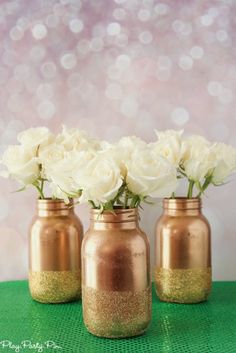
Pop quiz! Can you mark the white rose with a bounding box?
[77,155,123,205]
[99,136,147,178]
[0,145,39,185]
[56,125,99,152]
[125,148,178,198]
[180,135,216,181]
[151,129,183,166]
[211,142,236,184]
[46,150,95,203]
[17,127,54,150]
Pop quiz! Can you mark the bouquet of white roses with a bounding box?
[151,130,236,198]
[1,126,235,209]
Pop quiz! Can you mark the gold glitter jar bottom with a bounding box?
[155,267,212,304]
[82,286,152,338]
[29,270,81,304]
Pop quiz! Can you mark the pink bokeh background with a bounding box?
[0,0,235,281]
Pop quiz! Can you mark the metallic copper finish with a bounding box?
[82,208,151,338]
[29,199,83,303]
[155,197,211,303]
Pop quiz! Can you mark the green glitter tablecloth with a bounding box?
[0,281,235,353]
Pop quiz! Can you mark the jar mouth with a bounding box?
[90,207,138,223]
[37,198,74,211]
[163,197,201,210]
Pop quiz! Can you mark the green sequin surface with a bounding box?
[0,281,235,352]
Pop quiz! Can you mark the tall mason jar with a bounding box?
[155,198,211,303]
[29,199,83,303]
[82,208,151,338]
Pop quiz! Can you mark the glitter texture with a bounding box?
[29,270,81,304]
[82,285,151,338]
[155,267,212,304]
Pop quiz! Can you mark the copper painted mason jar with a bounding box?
[82,208,151,338]
[29,199,83,303]
[155,198,211,304]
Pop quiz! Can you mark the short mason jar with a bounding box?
[29,199,83,303]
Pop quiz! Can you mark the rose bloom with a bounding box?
[150,129,183,166]
[17,127,54,151]
[0,144,39,185]
[125,147,178,198]
[76,155,123,206]
[180,135,216,182]
[55,125,100,152]
[99,136,147,178]
[45,150,96,203]
[211,142,236,185]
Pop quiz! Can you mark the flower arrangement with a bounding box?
[1,127,236,211]
[151,130,236,198]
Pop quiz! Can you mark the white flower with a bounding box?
[151,129,183,166]
[56,125,99,152]
[211,142,236,184]
[0,145,39,185]
[180,135,216,181]
[99,136,147,178]
[125,148,178,198]
[77,155,123,205]
[17,127,54,150]
[45,150,96,203]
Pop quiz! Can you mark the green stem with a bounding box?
[197,177,211,198]
[187,180,195,198]
[34,184,45,199]
[124,191,128,209]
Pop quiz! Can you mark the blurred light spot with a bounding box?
[32,23,47,40]
[172,20,184,33]
[30,45,46,63]
[115,33,129,47]
[218,88,232,104]
[216,30,228,42]
[90,38,104,52]
[190,46,204,59]
[77,39,90,55]
[116,54,131,70]
[178,55,193,70]
[120,97,139,117]
[171,107,189,125]
[114,0,127,4]
[157,56,172,69]
[14,65,30,81]
[92,24,106,37]
[139,31,153,44]
[37,83,54,100]
[138,9,151,21]
[60,53,77,69]
[113,8,126,21]
[107,22,121,36]
[107,65,121,80]
[9,26,24,41]
[17,17,29,31]
[207,81,222,96]
[105,83,123,100]
[156,68,171,81]
[69,18,84,33]
[41,62,57,78]
[200,14,213,26]
[154,3,169,15]
[37,101,55,120]
[46,14,60,28]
